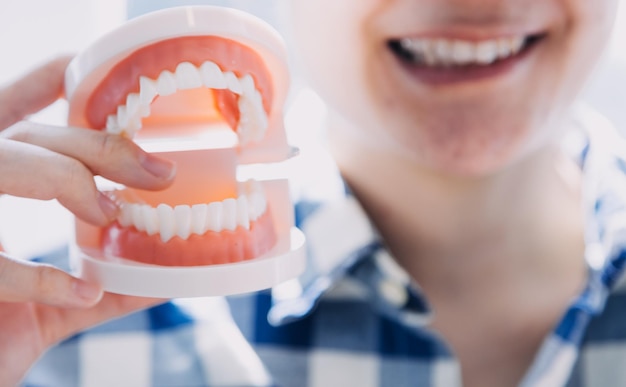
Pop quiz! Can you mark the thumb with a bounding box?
[0,251,102,307]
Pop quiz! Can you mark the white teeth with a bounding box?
[139,104,151,118]
[119,203,133,227]
[132,205,146,232]
[222,198,237,231]
[434,40,453,66]
[237,196,250,230]
[224,72,243,94]
[398,36,528,67]
[510,37,524,53]
[237,96,254,144]
[125,93,141,118]
[157,71,177,96]
[200,61,227,89]
[244,180,267,221]
[497,39,512,59]
[157,204,176,243]
[104,61,268,144]
[174,205,192,239]
[240,74,256,96]
[206,202,222,232]
[117,105,129,128]
[422,40,437,66]
[236,196,250,229]
[400,38,415,52]
[451,41,473,65]
[142,205,159,236]
[175,62,203,90]
[475,41,499,64]
[139,76,157,105]
[191,204,208,235]
[118,181,268,242]
[252,91,268,142]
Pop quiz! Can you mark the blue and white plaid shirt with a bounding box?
[22,107,626,386]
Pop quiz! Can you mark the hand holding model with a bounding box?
[0,57,174,385]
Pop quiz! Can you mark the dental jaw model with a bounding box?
[66,6,306,297]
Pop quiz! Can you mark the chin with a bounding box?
[391,121,538,178]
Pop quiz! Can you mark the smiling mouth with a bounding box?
[387,34,544,71]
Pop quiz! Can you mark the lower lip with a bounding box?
[391,42,538,87]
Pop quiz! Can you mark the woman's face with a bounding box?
[288,0,619,175]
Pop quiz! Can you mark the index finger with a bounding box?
[0,56,72,130]
[2,122,176,192]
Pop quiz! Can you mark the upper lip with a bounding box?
[379,3,554,42]
[387,28,547,42]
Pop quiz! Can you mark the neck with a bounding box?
[328,117,586,301]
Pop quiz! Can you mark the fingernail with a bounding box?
[72,279,103,304]
[140,153,176,180]
[97,192,119,221]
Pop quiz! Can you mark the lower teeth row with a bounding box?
[117,180,267,243]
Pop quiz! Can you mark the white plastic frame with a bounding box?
[71,228,306,298]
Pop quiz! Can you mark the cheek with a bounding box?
[288,0,381,114]
[544,0,618,110]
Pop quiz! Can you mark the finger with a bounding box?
[3,121,176,191]
[0,139,118,225]
[37,293,163,348]
[0,252,102,307]
[0,56,72,130]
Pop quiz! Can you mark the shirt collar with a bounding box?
[572,105,626,313]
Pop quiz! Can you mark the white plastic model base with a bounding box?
[71,228,306,298]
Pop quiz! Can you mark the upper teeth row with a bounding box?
[399,36,526,66]
[117,180,268,243]
[105,61,269,144]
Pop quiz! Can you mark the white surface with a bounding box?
[80,332,152,387]
[0,0,125,83]
[71,228,306,297]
